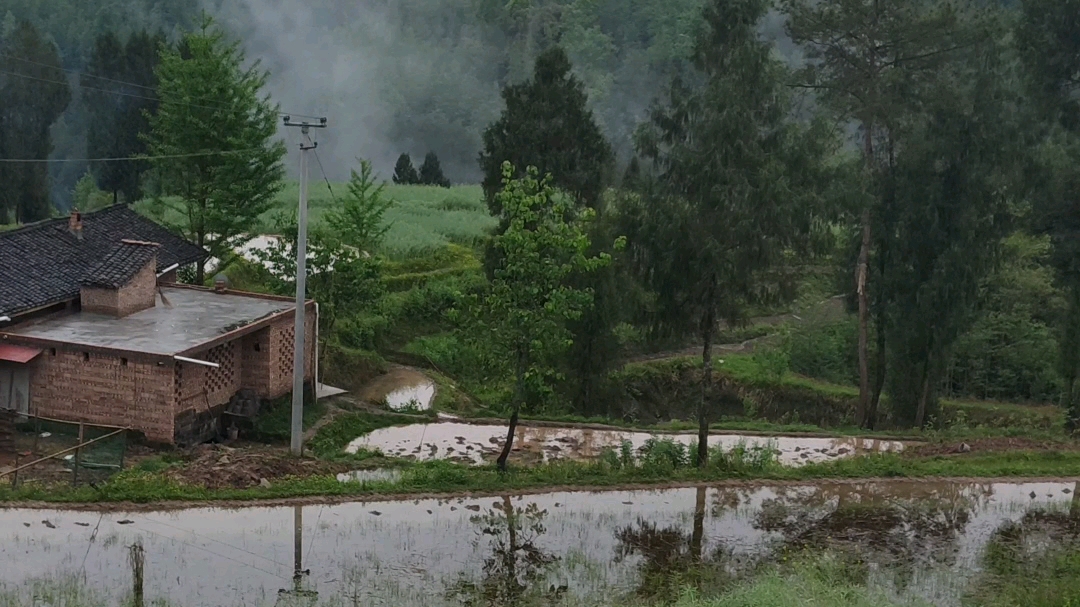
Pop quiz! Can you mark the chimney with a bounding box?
[68,208,83,241]
[213,274,228,293]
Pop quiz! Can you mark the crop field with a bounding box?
[136,182,496,259]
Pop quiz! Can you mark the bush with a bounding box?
[788,318,860,385]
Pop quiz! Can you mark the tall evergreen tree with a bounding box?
[392,152,420,185]
[629,0,834,466]
[0,20,70,223]
[86,30,162,205]
[782,0,984,428]
[1018,0,1080,428]
[418,151,451,187]
[479,45,613,216]
[145,15,285,284]
[883,50,1029,427]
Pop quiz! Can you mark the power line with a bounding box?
[0,148,265,163]
[312,149,339,203]
[0,62,324,121]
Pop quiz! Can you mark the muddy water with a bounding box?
[356,367,436,411]
[344,422,907,466]
[1,480,1077,606]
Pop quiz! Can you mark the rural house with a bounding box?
[0,205,316,445]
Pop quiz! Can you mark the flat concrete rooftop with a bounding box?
[3,287,294,355]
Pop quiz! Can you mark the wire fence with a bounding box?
[0,411,129,488]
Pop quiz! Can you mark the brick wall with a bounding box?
[79,260,157,317]
[116,261,157,316]
[266,307,317,399]
[240,327,272,397]
[79,286,119,315]
[29,348,175,443]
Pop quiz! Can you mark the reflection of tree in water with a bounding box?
[614,487,761,599]
[448,496,559,607]
[966,490,1080,605]
[753,481,994,593]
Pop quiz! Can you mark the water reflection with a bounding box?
[0,480,1075,607]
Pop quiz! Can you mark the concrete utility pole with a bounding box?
[282,116,327,456]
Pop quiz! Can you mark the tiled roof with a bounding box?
[82,240,160,289]
[0,205,207,317]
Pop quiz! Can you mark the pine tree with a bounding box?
[782,0,986,428]
[418,151,451,187]
[0,20,70,223]
[629,0,835,465]
[1018,0,1080,429]
[392,153,420,185]
[479,46,613,216]
[145,15,285,284]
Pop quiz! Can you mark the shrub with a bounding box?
[788,318,860,385]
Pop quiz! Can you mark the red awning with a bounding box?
[0,344,42,364]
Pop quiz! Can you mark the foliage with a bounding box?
[627,0,835,464]
[479,45,613,215]
[0,18,70,223]
[393,152,420,185]
[144,14,285,283]
[85,30,162,204]
[882,44,1029,428]
[326,158,394,252]
[70,170,114,213]
[418,151,451,188]
[460,163,611,469]
[789,318,861,386]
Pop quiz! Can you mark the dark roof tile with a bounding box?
[0,205,207,317]
[82,240,160,289]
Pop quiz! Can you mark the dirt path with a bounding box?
[6,475,1079,512]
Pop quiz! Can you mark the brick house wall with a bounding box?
[80,260,157,317]
[29,348,176,442]
[260,307,317,399]
[240,327,272,397]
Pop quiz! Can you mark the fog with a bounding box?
[205,0,799,184]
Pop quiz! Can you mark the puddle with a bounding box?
[0,479,1076,607]
[356,367,436,411]
[385,382,436,411]
[336,468,403,484]
[344,422,906,466]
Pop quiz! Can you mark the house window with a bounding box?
[121,358,128,367]
[49,348,56,356]
[254,343,261,352]
[83,352,90,361]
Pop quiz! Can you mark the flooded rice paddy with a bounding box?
[1,479,1077,606]
[344,422,907,466]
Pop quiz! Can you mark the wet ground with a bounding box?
[354,367,436,411]
[345,421,907,466]
[1,479,1076,606]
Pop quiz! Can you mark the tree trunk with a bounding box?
[915,355,933,429]
[498,351,526,472]
[698,304,715,468]
[856,211,872,428]
[691,486,706,563]
[856,119,875,428]
[867,327,886,430]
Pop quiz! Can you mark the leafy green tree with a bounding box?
[0,19,70,223]
[629,0,835,465]
[418,151,451,188]
[326,158,394,253]
[392,152,420,185]
[1019,0,1080,429]
[86,30,163,204]
[144,14,285,284]
[479,45,613,216]
[782,0,988,428]
[463,162,611,471]
[71,169,113,212]
[255,219,384,356]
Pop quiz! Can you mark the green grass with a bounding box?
[6,449,1080,505]
[135,183,496,259]
[306,410,433,459]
